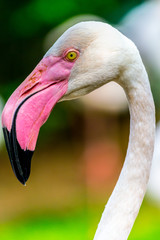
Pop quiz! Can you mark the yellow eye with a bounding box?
[65,50,78,61]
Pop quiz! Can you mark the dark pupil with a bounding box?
[70,54,73,57]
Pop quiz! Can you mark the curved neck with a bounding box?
[94,64,155,240]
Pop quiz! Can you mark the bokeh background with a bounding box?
[0,0,160,239]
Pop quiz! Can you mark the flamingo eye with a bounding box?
[65,50,78,61]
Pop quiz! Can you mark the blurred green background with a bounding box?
[0,0,160,239]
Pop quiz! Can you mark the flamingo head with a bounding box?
[1,21,132,184]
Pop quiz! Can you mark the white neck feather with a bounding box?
[93,56,155,240]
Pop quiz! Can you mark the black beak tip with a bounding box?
[2,127,34,185]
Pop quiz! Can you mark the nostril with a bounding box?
[20,82,39,98]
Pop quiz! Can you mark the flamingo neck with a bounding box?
[93,62,155,240]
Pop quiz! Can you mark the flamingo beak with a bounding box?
[1,55,75,184]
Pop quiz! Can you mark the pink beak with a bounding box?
[1,55,75,184]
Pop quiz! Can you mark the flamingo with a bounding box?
[1,22,155,240]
